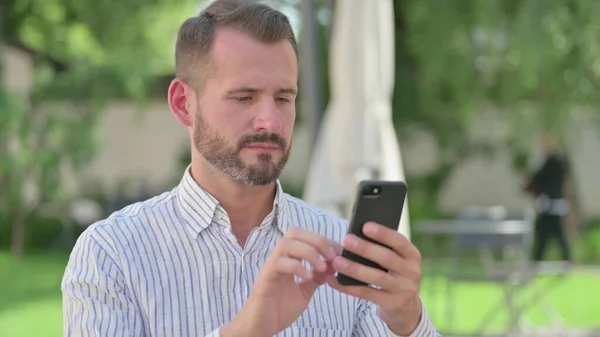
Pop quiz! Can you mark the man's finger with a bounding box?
[340,234,407,273]
[331,256,414,292]
[276,238,327,272]
[362,222,422,263]
[325,275,391,303]
[285,226,342,261]
[299,262,336,293]
[274,256,313,281]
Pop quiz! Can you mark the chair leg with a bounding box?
[505,284,523,333]
[446,277,455,334]
[516,276,566,328]
[473,283,532,335]
[474,287,506,334]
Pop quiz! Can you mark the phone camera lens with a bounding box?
[363,185,382,197]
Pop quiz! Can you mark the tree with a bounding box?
[392,0,600,234]
[0,0,198,259]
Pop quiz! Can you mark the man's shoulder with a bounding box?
[77,189,179,249]
[282,193,349,240]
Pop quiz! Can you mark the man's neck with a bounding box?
[189,159,277,232]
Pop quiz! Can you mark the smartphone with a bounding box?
[336,180,408,286]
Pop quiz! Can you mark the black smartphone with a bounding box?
[336,180,408,286]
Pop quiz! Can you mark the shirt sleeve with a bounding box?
[352,298,441,337]
[62,229,145,337]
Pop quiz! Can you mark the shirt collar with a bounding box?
[273,181,291,234]
[176,166,291,238]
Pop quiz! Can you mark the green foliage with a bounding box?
[279,179,304,199]
[4,0,198,100]
[387,0,600,214]
[397,0,600,151]
[574,219,600,264]
[0,212,65,250]
[1,0,199,257]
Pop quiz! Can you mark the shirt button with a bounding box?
[244,255,250,263]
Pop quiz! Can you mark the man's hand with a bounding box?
[326,222,423,336]
[221,227,342,337]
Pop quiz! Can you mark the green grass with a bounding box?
[0,251,68,337]
[420,271,600,334]
[0,251,599,337]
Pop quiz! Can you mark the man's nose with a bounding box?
[252,99,282,133]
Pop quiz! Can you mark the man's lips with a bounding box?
[244,142,281,150]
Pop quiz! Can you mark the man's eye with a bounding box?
[236,97,252,102]
[276,97,291,103]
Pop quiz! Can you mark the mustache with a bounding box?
[237,133,287,150]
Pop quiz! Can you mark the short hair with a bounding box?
[175,0,298,91]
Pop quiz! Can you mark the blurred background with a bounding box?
[1,0,599,336]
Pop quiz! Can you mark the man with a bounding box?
[62,1,441,336]
[525,132,571,262]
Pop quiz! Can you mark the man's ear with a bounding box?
[168,79,195,127]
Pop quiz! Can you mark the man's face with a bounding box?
[193,28,297,186]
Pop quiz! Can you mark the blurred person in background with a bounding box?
[525,132,572,262]
[61,1,440,336]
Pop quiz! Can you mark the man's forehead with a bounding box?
[226,87,298,95]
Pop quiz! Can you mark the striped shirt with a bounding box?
[62,168,440,337]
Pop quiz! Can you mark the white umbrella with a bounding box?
[303,0,411,239]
